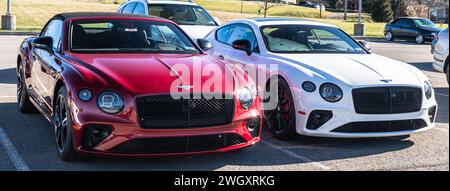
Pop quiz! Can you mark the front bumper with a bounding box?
[296,108,436,138]
[291,86,438,138]
[71,108,262,157]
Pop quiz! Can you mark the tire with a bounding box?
[446,63,449,85]
[415,33,424,44]
[385,31,394,41]
[264,77,297,140]
[54,86,81,162]
[17,62,36,113]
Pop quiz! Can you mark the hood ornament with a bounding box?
[380,79,393,83]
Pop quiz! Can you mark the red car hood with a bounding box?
[69,53,235,95]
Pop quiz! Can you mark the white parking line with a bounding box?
[261,140,331,170]
[0,127,30,171]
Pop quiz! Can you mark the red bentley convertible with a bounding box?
[16,12,261,161]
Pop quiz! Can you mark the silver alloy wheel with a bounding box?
[416,34,424,44]
[385,32,393,41]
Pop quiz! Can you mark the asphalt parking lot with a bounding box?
[0,36,448,171]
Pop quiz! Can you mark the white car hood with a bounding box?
[179,25,217,40]
[276,53,423,87]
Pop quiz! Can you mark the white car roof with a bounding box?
[234,18,338,28]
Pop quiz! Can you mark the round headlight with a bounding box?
[97,91,124,114]
[239,87,254,110]
[78,88,92,102]
[302,81,316,92]
[424,81,433,99]
[319,83,343,103]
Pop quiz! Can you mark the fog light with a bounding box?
[306,110,333,130]
[82,125,112,150]
[245,118,261,138]
[429,106,437,123]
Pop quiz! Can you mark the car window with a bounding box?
[216,25,234,44]
[133,3,146,15]
[226,25,258,52]
[413,19,436,28]
[122,2,137,14]
[42,19,63,50]
[261,25,366,54]
[149,4,216,26]
[395,19,406,27]
[70,20,199,54]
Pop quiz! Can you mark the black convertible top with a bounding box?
[52,12,165,21]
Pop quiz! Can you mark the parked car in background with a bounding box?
[205,18,437,139]
[384,17,442,44]
[118,0,220,40]
[17,13,261,161]
[432,28,449,83]
[298,1,325,11]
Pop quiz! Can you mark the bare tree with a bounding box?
[259,0,282,18]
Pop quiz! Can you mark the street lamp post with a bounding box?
[7,0,11,15]
[354,0,365,36]
[2,0,16,30]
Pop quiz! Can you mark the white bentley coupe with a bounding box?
[205,18,438,139]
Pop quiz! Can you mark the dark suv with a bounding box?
[384,17,442,44]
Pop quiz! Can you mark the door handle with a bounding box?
[218,55,225,60]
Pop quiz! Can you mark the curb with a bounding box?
[0,32,38,36]
[353,36,386,41]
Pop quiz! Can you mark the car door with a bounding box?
[209,24,266,87]
[33,19,64,111]
[391,19,406,38]
[403,19,418,39]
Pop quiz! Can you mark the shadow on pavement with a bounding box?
[0,68,16,85]
[408,62,436,73]
[435,87,449,123]
[0,102,415,171]
[368,40,432,46]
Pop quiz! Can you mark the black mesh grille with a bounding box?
[135,94,234,129]
[111,134,246,154]
[332,119,428,133]
[352,87,422,114]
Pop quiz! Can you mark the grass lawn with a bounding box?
[0,0,118,31]
[0,0,447,37]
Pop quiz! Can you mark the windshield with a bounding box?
[413,19,436,28]
[70,20,200,54]
[261,25,366,54]
[149,5,217,26]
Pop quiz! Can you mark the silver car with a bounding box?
[432,28,449,83]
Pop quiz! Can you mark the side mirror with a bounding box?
[358,40,371,50]
[197,39,213,51]
[32,36,54,54]
[232,39,252,55]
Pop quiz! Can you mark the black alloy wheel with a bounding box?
[264,77,297,140]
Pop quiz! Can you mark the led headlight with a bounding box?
[319,83,343,103]
[239,87,254,110]
[424,81,433,99]
[78,88,92,102]
[97,91,124,114]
